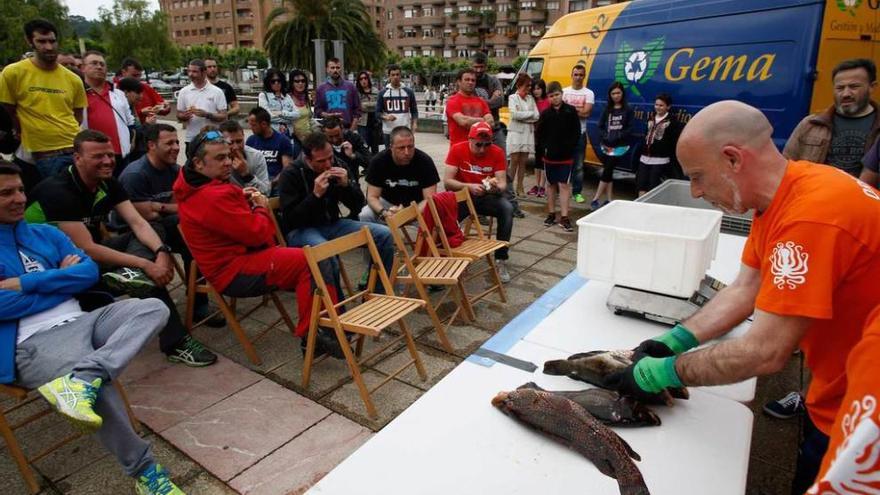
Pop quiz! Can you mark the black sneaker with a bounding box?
[763,391,805,419]
[300,329,346,360]
[559,216,574,232]
[194,303,226,328]
[167,336,217,367]
[512,209,526,219]
[543,213,557,227]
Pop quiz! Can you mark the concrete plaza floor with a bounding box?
[0,130,802,494]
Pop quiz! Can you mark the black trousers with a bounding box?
[99,223,188,355]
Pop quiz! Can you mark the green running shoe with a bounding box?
[102,267,156,298]
[573,193,586,203]
[38,374,102,432]
[136,464,185,495]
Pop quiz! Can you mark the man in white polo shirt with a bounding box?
[176,59,227,156]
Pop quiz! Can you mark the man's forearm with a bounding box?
[2,104,19,134]
[228,101,240,116]
[130,221,163,252]
[682,282,756,343]
[367,195,385,215]
[82,242,150,270]
[675,333,785,386]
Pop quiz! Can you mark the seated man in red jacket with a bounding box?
[173,128,343,358]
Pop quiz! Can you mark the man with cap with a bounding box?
[443,121,514,283]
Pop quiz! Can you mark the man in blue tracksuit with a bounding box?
[0,160,185,494]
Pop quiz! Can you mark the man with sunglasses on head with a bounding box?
[25,129,217,368]
[0,19,87,179]
[174,128,342,358]
[204,57,239,118]
[443,121,514,283]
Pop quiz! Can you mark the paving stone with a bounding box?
[511,269,565,292]
[178,471,240,495]
[0,448,56,495]
[221,327,299,374]
[372,345,458,391]
[55,454,135,495]
[267,352,354,400]
[531,258,576,277]
[322,370,424,430]
[229,414,372,495]
[551,246,579,264]
[512,238,563,256]
[119,336,174,385]
[745,457,794,495]
[526,230,571,246]
[126,356,263,432]
[162,379,331,481]
[506,250,543,273]
[417,323,493,357]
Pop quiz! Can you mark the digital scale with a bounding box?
[606,275,728,326]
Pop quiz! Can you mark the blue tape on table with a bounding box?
[467,271,588,368]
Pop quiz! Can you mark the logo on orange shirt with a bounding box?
[808,395,880,495]
[770,241,809,289]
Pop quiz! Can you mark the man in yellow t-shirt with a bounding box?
[0,19,86,180]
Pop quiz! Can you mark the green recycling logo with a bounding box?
[615,36,665,97]
[836,0,862,16]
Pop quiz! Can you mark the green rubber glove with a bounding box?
[633,324,698,358]
[632,356,684,394]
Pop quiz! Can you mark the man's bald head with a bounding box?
[679,100,773,155]
[677,101,786,214]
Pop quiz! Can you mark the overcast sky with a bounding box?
[65,0,161,20]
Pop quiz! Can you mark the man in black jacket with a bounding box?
[535,82,581,232]
[322,116,371,179]
[278,132,394,288]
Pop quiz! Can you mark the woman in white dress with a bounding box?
[506,73,540,196]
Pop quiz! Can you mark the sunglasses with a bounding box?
[359,76,369,80]
[188,130,229,160]
[293,79,306,83]
[474,141,492,148]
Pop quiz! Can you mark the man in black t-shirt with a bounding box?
[24,130,216,367]
[205,57,240,118]
[359,127,439,224]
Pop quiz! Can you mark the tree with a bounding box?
[263,0,386,74]
[221,47,268,82]
[400,56,450,88]
[178,45,222,67]
[512,56,527,73]
[0,0,70,65]
[98,0,178,71]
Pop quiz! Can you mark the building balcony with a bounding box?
[519,9,548,22]
[419,36,445,47]
[398,16,426,26]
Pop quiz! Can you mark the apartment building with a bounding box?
[159,0,282,51]
[385,0,624,64]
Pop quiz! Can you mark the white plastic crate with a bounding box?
[576,200,723,298]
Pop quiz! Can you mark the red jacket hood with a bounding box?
[173,167,277,292]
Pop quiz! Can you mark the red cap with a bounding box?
[468,121,494,140]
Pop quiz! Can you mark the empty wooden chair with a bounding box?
[301,227,427,418]
[427,188,508,307]
[385,202,474,353]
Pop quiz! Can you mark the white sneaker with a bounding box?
[496,260,511,283]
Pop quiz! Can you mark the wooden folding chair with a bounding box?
[427,188,509,306]
[301,227,427,418]
[178,227,298,366]
[386,202,474,353]
[0,381,140,494]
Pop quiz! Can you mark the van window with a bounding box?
[524,58,544,81]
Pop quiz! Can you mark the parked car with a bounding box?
[149,79,173,91]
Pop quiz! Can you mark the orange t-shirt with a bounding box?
[807,306,880,494]
[742,160,880,435]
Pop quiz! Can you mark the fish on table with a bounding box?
[516,382,661,427]
[492,388,651,495]
[542,350,689,406]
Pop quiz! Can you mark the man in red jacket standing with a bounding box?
[173,128,343,358]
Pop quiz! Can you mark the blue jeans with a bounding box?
[34,152,74,179]
[286,219,395,288]
[571,130,587,195]
[790,413,830,495]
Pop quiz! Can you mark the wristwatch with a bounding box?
[154,244,172,255]
[379,207,389,218]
